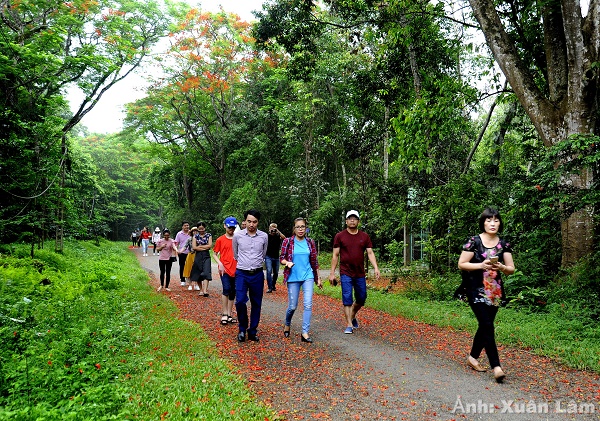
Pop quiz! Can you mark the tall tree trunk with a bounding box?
[54,166,64,253]
[463,90,499,174]
[468,0,599,265]
[182,170,193,211]
[383,104,390,181]
[403,15,420,267]
[403,224,409,267]
[491,100,517,175]
[54,134,67,253]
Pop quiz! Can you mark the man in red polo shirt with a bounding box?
[329,210,380,334]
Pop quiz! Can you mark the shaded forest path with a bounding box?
[133,247,600,420]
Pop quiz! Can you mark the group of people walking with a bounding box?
[132,226,183,291]
[146,206,515,383]
[148,209,381,345]
[233,209,382,344]
[131,226,164,256]
[154,221,215,295]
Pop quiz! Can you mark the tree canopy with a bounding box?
[0,0,169,250]
[1,0,599,297]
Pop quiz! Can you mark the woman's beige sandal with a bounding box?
[467,356,487,372]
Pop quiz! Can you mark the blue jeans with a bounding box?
[220,273,236,300]
[141,239,149,254]
[264,256,280,289]
[285,279,314,334]
[340,274,367,306]
[235,269,265,335]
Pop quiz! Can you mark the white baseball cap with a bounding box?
[346,210,360,219]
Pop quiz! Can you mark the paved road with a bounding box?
[135,247,600,421]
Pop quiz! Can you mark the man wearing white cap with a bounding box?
[329,210,380,334]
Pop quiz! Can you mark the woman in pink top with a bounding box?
[156,229,177,292]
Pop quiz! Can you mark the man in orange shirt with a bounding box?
[213,216,239,325]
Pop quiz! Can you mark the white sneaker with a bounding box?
[165,288,171,292]
[157,286,162,292]
[180,282,186,287]
[188,285,192,290]
[153,252,156,255]
[194,285,200,290]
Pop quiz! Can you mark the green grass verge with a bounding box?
[319,253,600,372]
[0,240,274,420]
[318,283,600,372]
[3,239,598,421]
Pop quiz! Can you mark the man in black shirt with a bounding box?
[265,223,285,293]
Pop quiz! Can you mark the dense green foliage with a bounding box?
[76,135,164,240]
[0,240,273,419]
[1,1,599,310]
[0,0,169,248]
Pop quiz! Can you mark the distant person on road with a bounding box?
[212,217,239,325]
[190,221,212,296]
[233,209,268,342]
[265,223,285,293]
[131,230,138,247]
[329,210,380,334]
[156,228,177,292]
[280,217,322,343]
[151,227,161,255]
[175,221,191,287]
[136,228,142,247]
[458,207,515,383]
[140,227,151,256]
